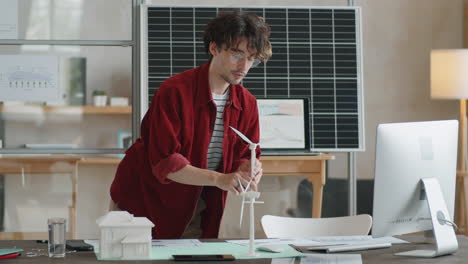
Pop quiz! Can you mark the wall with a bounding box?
[464,0,468,46]
[357,0,462,182]
[98,0,464,238]
[2,0,463,238]
[140,0,462,238]
[1,0,132,237]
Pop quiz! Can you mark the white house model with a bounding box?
[96,211,154,259]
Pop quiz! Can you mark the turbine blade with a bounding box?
[244,177,254,192]
[230,126,254,145]
[237,178,245,193]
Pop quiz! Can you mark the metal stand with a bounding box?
[348,152,357,216]
[395,178,458,257]
[347,0,358,218]
[240,191,263,256]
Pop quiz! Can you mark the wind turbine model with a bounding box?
[229,126,263,256]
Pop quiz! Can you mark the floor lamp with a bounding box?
[431,49,468,235]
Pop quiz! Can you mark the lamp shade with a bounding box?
[431,49,468,99]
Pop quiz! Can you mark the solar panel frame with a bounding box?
[141,5,364,152]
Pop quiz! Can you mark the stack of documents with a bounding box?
[271,254,363,264]
[291,242,391,253]
[151,239,203,248]
[290,236,406,253]
[299,254,362,264]
[228,236,408,253]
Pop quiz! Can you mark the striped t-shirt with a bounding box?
[181,90,229,238]
[207,90,229,171]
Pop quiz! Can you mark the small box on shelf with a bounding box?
[110,97,129,106]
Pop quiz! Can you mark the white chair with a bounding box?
[261,214,372,238]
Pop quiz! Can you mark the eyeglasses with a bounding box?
[230,53,261,68]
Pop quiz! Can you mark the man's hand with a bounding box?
[214,159,263,194]
[215,171,250,194]
[237,159,263,192]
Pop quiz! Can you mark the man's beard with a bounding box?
[221,71,244,85]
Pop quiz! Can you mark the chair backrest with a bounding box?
[261,214,372,238]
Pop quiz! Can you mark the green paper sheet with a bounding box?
[0,249,23,256]
[96,242,304,260]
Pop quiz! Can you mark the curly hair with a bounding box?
[203,10,272,63]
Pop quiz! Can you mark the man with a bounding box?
[110,10,272,239]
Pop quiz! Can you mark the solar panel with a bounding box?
[142,6,364,151]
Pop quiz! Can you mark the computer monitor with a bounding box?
[372,120,458,257]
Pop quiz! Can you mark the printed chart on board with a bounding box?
[0,55,59,102]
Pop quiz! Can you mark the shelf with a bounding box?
[78,157,122,165]
[0,156,122,172]
[0,105,132,114]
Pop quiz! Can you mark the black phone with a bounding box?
[172,254,235,261]
[65,240,94,251]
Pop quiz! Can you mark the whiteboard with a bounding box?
[0,55,60,102]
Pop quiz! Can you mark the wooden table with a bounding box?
[261,155,335,218]
[80,154,336,219]
[0,155,122,240]
[0,155,81,240]
[0,154,334,239]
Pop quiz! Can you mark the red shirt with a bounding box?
[110,63,260,238]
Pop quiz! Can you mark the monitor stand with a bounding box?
[395,177,458,257]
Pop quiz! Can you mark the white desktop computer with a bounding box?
[372,120,459,257]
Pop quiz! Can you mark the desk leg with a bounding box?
[310,176,323,218]
[460,176,468,236]
[68,163,78,239]
[456,175,467,235]
[308,161,326,218]
[455,175,465,234]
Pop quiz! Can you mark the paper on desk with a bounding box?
[228,236,408,248]
[152,239,203,248]
[85,239,203,249]
[84,239,99,250]
[0,249,23,256]
[228,238,313,246]
[95,242,304,260]
[301,254,362,264]
[303,236,408,245]
[271,258,296,264]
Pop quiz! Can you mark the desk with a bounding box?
[80,154,335,218]
[1,236,467,263]
[261,155,335,218]
[360,235,468,263]
[0,154,334,239]
[0,155,81,240]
